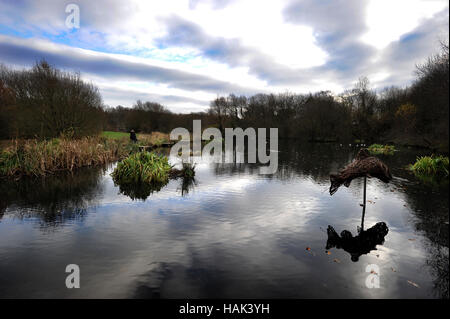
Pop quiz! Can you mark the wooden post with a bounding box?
[361,175,367,232]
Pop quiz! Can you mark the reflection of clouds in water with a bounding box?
[30,157,434,296]
[14,167,331,297]
[0,144,447,298]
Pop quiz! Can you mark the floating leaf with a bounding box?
[407,280,420,288]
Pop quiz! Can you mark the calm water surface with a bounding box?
[0,142,448,298]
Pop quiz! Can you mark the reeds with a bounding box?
[410,155,449,177]
[0,137,130,178]
[138,132,170,147]
[111,151,172,184]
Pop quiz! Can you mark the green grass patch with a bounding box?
[101,131,129,139]
[409,155,449,177]
[111,151,172,184]
[368,144,396,155]
[111,151,174,200]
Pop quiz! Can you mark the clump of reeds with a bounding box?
[111,151,172,184]
[368,144,396,155]
[0,137,130,178]
[410,155,449,177]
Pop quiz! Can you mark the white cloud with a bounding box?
[177,0,328,69]
[363,0,448,49]
[0,0,448,110]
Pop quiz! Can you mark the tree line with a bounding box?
[208,42,448,150]
[0,42,448,151]
[0,60,103,138]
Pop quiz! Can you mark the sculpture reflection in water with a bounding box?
[326,210,389,262]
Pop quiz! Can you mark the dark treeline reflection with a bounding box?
[400,179,449,298]
[0,165,106,226]
[212,141,355,184]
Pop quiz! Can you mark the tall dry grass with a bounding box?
[0,137,132,178]
[137,132,170,146]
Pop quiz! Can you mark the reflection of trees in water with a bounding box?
[400,181,449,299]
[132,262,172,298]
[0,201,6,221]
[426,245,449,299]
[213,162,260,176]
[212,142,355,183]
[0,166,105,226]
[132,259,229,298]
[277,142,354,183]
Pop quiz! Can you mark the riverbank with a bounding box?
[0,137,130,178]
[0,131,171,178]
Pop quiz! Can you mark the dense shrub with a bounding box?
[0,60,104,139]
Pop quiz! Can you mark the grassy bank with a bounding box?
[101,131,170,146]
[101,131,129,139]
[368,144,396,155]
[0,137,132,178]
[0,131,172,178]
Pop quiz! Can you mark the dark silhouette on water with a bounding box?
[326,222,389,262]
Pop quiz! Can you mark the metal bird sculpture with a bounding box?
[329,148,392,231]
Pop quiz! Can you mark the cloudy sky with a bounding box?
[0,0,448,112]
